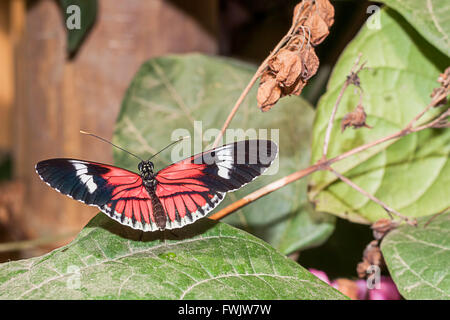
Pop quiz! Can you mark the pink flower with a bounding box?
[308,268,331,284]
[368,276,402,300]
[309,269,402,300]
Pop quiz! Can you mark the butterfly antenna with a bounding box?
[80,130,144,162]
[147,136,190,161]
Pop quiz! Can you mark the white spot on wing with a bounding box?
[71,161,98,193]
[215,146,234,179]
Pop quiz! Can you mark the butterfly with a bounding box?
[35,139,278,232]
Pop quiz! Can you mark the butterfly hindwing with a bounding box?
[155,139,278,229]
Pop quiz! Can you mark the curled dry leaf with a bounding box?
[363,240,384,267]
[257,72,282,112]
[357,239,386,278]
[314,0,335,27]
[269,49,303,87]
[300,45,320,81]
[341,104,372,132]
[257,0,334,111]
[371,218,399,240]
[293,0,334,28]
[304,11,330,46]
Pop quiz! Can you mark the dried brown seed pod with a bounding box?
[257,0,334,111]
[315,0,335,27]
[341,104,372,132]
[300,45,319,81]
[304,12,330,46]
[257,72,282,111]
[268,48,303,87]
[363,240,384,267]
[371,218,399,240]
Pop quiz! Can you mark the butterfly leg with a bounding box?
[160,230,167,246]
[139,230,145,241]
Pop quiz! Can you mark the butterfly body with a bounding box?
[36,140,277,232]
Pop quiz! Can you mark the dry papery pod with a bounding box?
[257,72,282,112]
[302,8,331,45]
[341,104,372,132]
[256,0,334,111]
[293,0,335,30]
[371,218,399,240]
[363,240,384,267]
[268,48,303,88]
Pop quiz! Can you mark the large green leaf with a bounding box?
[0,214,345,299]
[381,212,450,300]
[59,0,97,55]
[378,0,450,57]
[113,53,335,254]
[308,8,450,224]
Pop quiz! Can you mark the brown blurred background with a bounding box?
[0,0,370,262]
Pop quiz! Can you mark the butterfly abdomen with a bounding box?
[146,184,167,230]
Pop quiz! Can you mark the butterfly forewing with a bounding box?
[155,139,278,229]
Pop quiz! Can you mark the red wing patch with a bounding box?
[35,159,160,231]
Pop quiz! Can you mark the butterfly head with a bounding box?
[138,160,154,178]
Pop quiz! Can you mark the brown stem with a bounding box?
[423,206,450,228]
[321,53,363,160]
[407,90,449,128]
[212,69,264,148]
[209,163,322,220]
[412,108,450,132]
[327,166,417,226]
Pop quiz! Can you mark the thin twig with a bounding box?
[212,3,307,148]
[407,90,448,129]
[412,108,450,132]
[423,206,450,228]
[321,53,363,160]
[212,69,264,148]
[209,163,321,220]
[326,166,417,226]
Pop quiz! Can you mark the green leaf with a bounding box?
[308,8,450,224]
[378,0,450,57]
[0,214,345,299]
[113,53,335,254]
[59,0,97,55]
[381,212,450,300]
